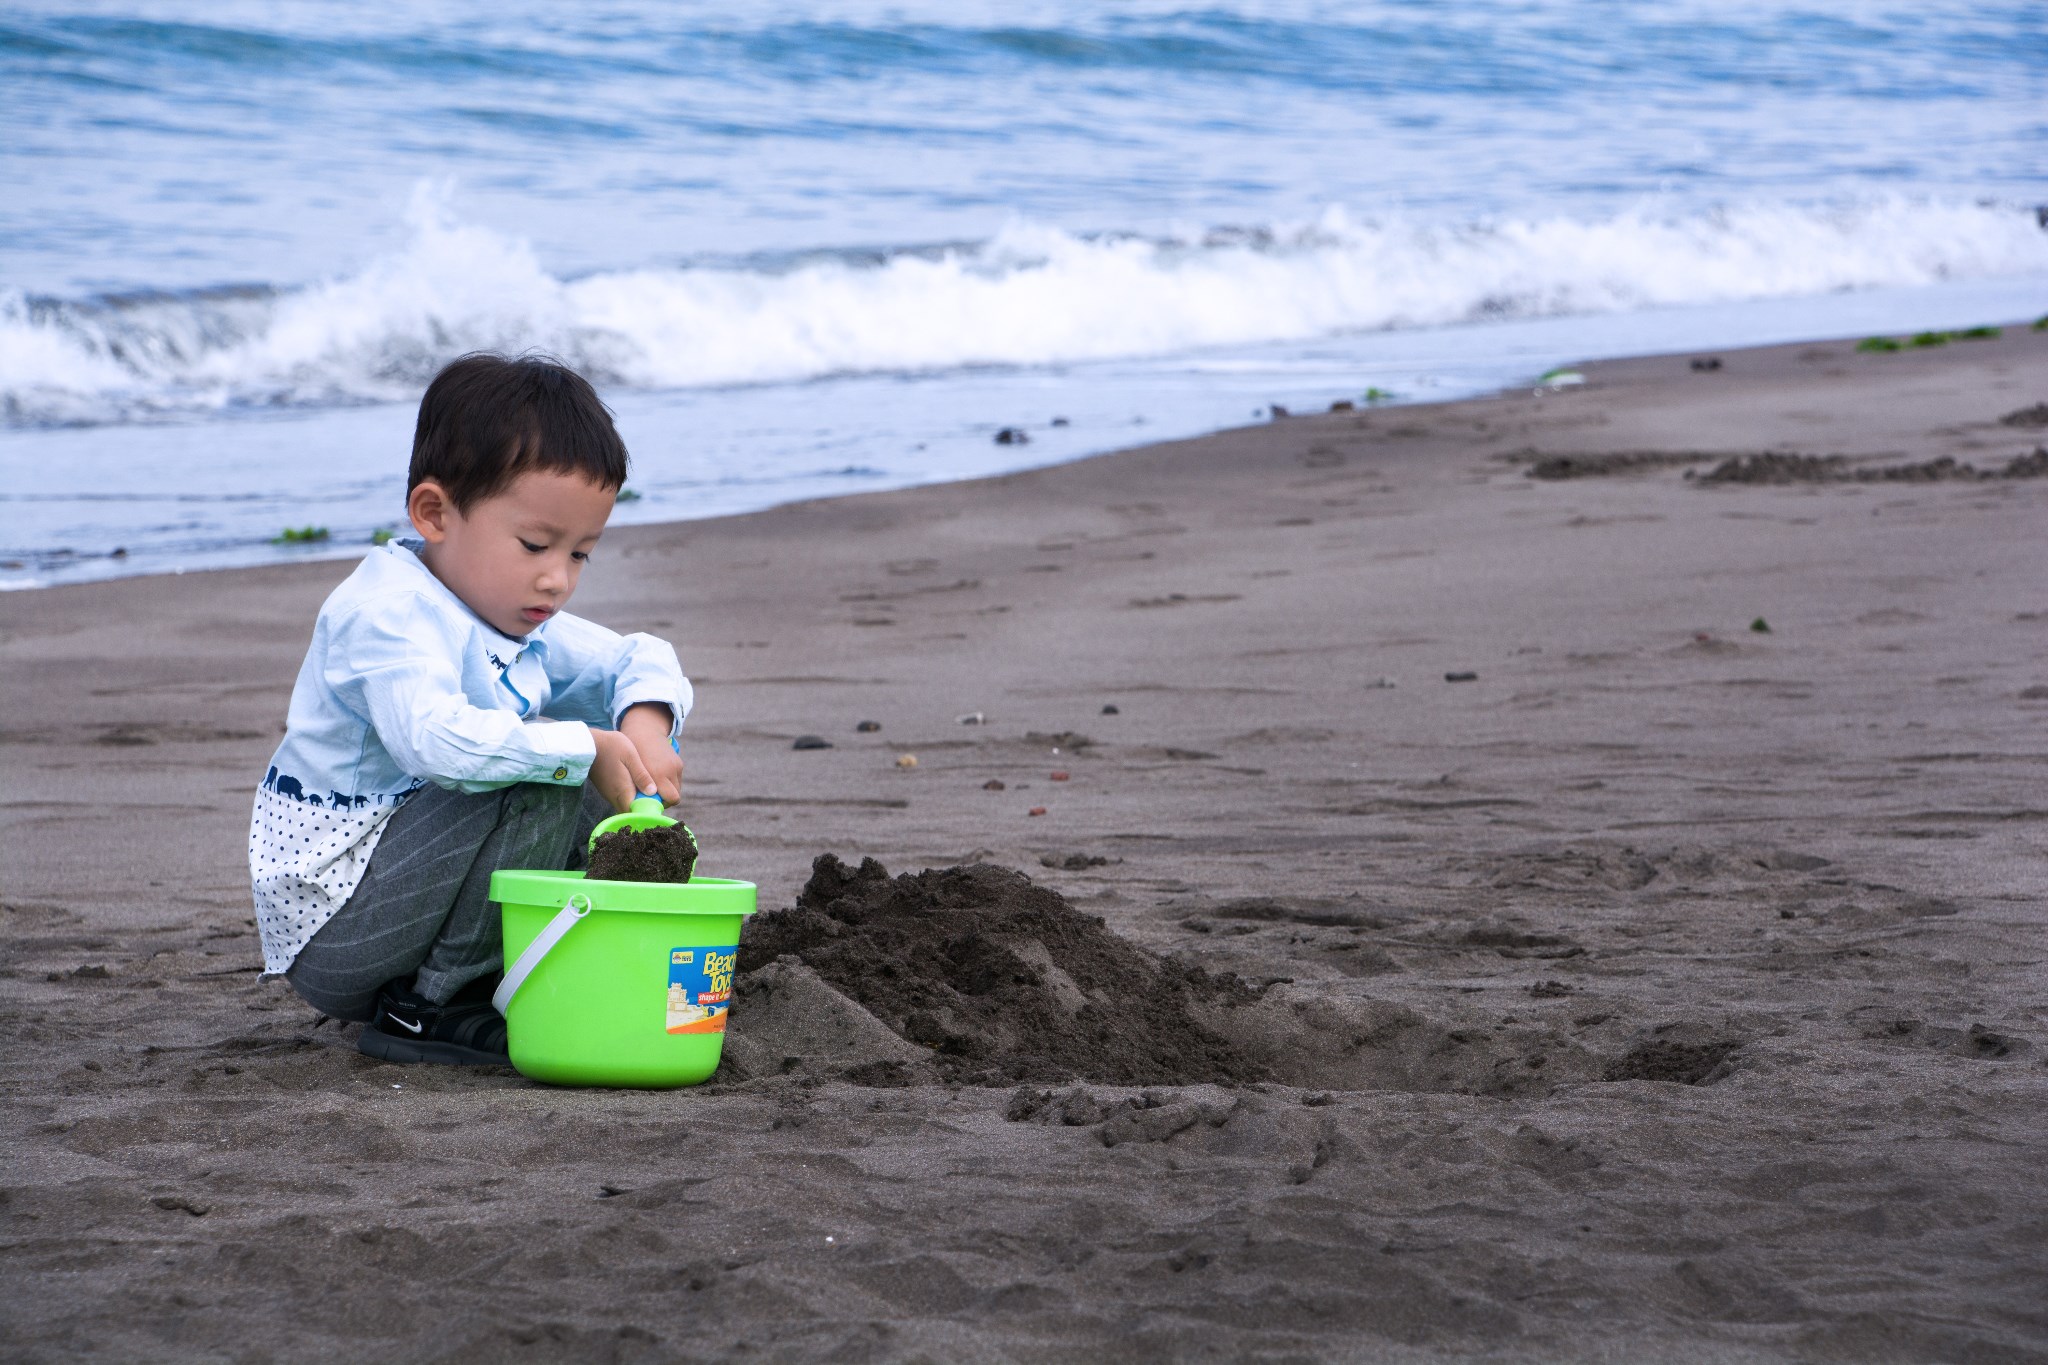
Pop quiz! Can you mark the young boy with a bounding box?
[250,353,689,1066]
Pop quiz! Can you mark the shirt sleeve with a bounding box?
[328,594,596,793]
[535,610,692,744]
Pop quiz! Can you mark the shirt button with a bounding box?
[553,766,568,781]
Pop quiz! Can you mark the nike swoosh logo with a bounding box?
[389,1015,425,1035]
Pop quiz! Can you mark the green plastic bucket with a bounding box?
[489,869,757,1089]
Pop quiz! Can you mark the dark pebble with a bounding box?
[983,779,1006,791]
[1100,704,1120,715]
[792,735,833,750]
[994,427,1030,445]
[1444,671,1478,683]
[855,720,881,732]
[151,1196,209,1217]
[1050,416,1070,427]
[1690,357,1723,371]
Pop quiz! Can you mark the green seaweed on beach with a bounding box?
[1536,368,1585,387]
[1957,326,2000,340]
[272,526,329,544]
[2033,315,2048,332]
[369,529,394,545]
[1909,331,1951,347]
[1362,386,1394,404]
[1856,336,1902,352]
[615,487,643,502]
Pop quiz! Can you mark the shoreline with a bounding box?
[4,323,2047,1360]
[5,294,2044,594]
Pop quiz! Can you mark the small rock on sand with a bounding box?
[1040,852,1112,870]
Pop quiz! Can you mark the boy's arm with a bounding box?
[537,612,692,747]
[332,597,595,792]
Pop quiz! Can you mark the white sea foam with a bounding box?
[5,189,2045,427]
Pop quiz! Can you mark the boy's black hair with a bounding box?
[409,353,629,511]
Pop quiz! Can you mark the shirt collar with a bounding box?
[383,537,551,655]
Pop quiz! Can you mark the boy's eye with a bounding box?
[520,539,545,554]
[571,551,590,563]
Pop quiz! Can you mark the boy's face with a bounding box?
[408,468,617,638]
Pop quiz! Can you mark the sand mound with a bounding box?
[735,854,1263,1085]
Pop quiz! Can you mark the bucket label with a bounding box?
[666,946,737,1035]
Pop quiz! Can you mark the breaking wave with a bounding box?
[5,188,2045,428]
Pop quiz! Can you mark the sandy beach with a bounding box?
[4,327,2047,1361]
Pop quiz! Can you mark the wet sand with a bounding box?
[4,327,2047,1362]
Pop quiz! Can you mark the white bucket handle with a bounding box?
[493,891,592,1016]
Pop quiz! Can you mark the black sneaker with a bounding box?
[357,977,509,1066]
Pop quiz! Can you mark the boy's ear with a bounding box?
[407,480,455,543]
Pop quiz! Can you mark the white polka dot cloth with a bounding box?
[249,786,398,975]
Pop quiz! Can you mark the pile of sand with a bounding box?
[731,855,1262,1086]
[721,857,1660,1099]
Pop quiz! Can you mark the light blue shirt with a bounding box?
[248,538,690,973]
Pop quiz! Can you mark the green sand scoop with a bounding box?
[588,793,677,850]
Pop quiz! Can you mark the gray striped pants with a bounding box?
[286,781,609,1020]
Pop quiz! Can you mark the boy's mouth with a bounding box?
[521,606,556,625]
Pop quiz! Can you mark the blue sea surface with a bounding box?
[3,1,2045,585]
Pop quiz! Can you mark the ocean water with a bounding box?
[4,1,2045,587]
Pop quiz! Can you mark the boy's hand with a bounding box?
[589,728,659,814]
[617,702,683,807]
